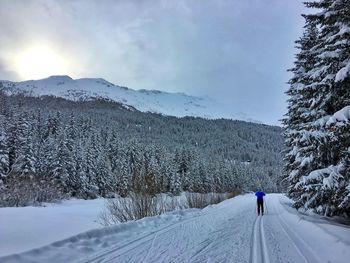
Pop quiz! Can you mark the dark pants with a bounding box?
[257,199,264,215]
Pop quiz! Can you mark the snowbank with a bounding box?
[0,203,202,263]
[0,198,105,256]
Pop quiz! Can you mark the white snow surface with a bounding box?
[1,194,350,263]
[0,75,253,121]
[0,198,105,257]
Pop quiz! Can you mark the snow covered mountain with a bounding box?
[0,75,252,121]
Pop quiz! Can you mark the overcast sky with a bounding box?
[0,0,306,125]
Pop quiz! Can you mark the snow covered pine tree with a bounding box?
[284,0,350,217]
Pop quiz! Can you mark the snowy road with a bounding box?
[1,194,349,263]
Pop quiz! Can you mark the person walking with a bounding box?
[255,190,266,215]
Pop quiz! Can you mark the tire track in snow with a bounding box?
[250,215,269,263]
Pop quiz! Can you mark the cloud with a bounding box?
[0,0,306,124]
[0,60,19,81]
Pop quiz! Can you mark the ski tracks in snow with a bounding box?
[80,216,199,263]
[80,205,233,263]
[250,196,327,263]
[3,194,350,263]
[78,198,254,263]
[250,215,270,263]
[76,195,333,263]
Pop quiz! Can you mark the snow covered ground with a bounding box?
[0,198,105,257]
[1,194,350,263]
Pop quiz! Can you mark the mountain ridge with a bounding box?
[0,75,258,122]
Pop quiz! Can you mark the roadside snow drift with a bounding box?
[0,199,104,257]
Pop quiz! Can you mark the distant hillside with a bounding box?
[0,92,283,206]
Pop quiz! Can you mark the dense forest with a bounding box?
[283,0,350,217]
[0,91,283,206]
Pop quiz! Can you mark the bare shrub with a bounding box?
[186,192,208,209]
[100,193,181,226]
[100,191,241,226]
[227,189,241,199]
[156,194,178,214]
[186,191,240,209]
[0,173,64,207]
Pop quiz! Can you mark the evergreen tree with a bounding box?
[95,153,113,197]
[53,133,74,192]
[285,0,350,216]
[84,132,101,197]
[283,16,321,207]
[0,114,9,186]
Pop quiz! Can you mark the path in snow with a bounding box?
[1,194,349,263]
[250,215,270,263]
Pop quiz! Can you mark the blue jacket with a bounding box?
[255,191,265,200]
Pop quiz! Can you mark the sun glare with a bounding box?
[14,45,69,80]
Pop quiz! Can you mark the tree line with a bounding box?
[0,92,283,206]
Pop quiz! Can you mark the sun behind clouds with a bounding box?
[13,45,70,80]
